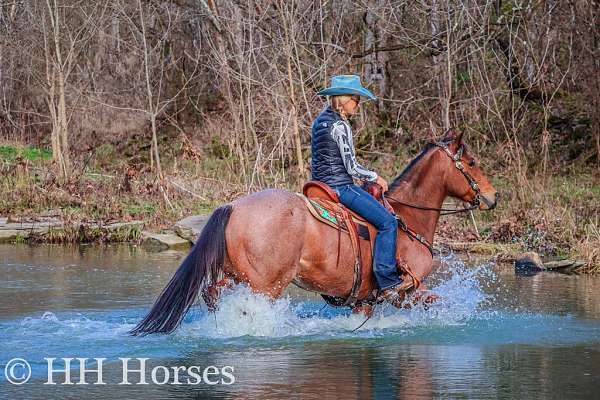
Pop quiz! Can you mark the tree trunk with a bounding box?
[287,52,305,181]
[364,0,389,112]
[57,69,70,178]
[430,0,451,131]
[139,0,163,180]
[44,0,70,179]
[280,0,305,181]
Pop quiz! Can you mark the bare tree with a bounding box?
[33,0,104,179]
[0,0,596,183]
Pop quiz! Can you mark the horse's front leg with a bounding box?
[352,304,374,317]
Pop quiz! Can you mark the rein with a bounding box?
[395,218,434,257]
[385,140,483,256]
[387,198,479,216]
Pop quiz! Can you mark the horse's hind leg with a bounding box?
[202,278,234,312]
[225,244,299,299]
[202,245,296,312]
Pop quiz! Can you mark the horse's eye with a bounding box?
[468,159,476,167]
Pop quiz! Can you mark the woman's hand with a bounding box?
[376,176,389,192]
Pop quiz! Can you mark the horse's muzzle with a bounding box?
[480,192,499,210]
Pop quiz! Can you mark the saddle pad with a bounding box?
[300,195,371,240]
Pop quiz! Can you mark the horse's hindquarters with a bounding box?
[223,188,374,301]
[224,189,308,297]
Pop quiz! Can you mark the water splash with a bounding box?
[178,255,496,339]
[18,311,132,339]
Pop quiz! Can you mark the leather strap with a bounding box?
[339,206,363,307]
[299,193,371,307]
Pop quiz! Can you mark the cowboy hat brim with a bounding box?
[317,86,377,101]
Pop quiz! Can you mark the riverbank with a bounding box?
[1,142,598,272]
[0,212,209,252]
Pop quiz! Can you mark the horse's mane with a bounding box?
[388,142,437,192]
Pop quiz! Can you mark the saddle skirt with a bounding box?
[300,181,390,307]
[303,197,373,240]
[300,181,423,308]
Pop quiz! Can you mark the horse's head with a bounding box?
[436,129,498,210]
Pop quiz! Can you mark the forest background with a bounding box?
[0,0,598,271]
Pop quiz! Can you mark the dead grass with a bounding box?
[2,140,599,272]
[576,223,600,273]
[437,170,600,271]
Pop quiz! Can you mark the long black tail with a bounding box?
[129,204,233,336]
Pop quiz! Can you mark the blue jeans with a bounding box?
[334,184,402,290]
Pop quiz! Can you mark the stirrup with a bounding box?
[396,257,421,291]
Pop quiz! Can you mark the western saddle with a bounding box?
[300,181,417,307]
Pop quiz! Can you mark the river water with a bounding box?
[1,244,599,399]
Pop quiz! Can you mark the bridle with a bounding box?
[386,140,483,215]
[385,140,487,257]
[433,140,482,211]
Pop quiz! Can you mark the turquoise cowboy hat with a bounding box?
[317,75,377,101]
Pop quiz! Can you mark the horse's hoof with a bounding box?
[410,291,440,309]
[379,287,407,308]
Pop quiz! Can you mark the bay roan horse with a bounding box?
[130,130,498,335]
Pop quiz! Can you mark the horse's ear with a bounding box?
[455,129,464,144]
[441,128,462,144]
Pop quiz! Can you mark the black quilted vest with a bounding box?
[310,106,354,187]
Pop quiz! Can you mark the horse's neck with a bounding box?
[388,154,447,244]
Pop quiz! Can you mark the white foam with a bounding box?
[18,311,133,339]
[177,255,495,339]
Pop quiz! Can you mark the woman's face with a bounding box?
[341,95,361,116]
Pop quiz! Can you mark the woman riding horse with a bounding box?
[312,74,407,307]
[130,79,499,336]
